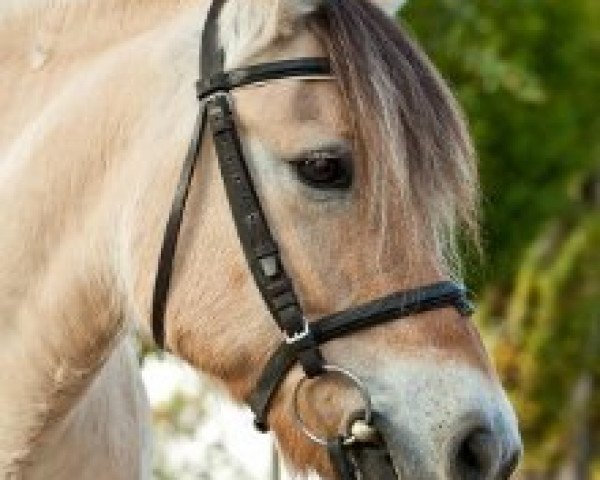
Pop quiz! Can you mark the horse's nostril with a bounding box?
[451,427,500,479]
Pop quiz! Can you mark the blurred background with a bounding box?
[143,0,600,478]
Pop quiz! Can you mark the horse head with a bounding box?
[142,0,522,478]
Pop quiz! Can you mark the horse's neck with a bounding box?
[0,0,202,153]
[0,229,148,475]
[0,2,205,474]
[0,0,200,28]
[14,337,152,480]
[0,0,204,328]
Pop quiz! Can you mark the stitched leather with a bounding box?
[197,58,331,101]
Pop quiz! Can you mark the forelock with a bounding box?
[217,0,322,69]
[310,0,479,277]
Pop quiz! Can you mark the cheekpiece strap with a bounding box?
[205,89,330,382]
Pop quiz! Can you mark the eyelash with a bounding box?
[292,153,353,190]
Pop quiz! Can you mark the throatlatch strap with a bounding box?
[151,0,226,348]
[151,107,208,349]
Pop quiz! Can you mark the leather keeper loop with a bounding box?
[297,347,325,378]
[278,304,305,336]
[253,417,269,434]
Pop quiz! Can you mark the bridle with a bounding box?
[150,1,474,478]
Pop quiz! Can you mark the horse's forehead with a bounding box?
[233,79,351,156]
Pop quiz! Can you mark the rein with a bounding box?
[151,1,473,478]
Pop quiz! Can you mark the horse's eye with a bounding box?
[293,153,352,190]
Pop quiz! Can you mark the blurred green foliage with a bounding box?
[401,0,600,477]
[403,0,600,283]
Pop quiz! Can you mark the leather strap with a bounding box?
[206,93,326,378]
[151,0,226,349]
[247,281,472,430]
[327,413,398,480]
[201,0,226,77]
[346,413,398,480]
[313,280,473,343]
[328,437,357,479]
[151,57,332,353]
[199,0,327,380]
[151,107,208,349]
[197,58,331,101]
[349,443,397,480]
[151,0,331,355]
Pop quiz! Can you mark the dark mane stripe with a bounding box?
[311,0,479,275]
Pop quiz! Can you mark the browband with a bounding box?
[197,57,332,101]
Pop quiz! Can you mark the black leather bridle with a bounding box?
[150,1,473,478]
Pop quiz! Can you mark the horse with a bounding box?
[0,0,522,478]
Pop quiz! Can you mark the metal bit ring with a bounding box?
[291,364,373,447]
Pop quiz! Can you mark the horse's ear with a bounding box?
[367,0,403,16]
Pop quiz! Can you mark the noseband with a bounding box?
[151,1,473,478]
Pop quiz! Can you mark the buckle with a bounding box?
[285,319,311,345]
